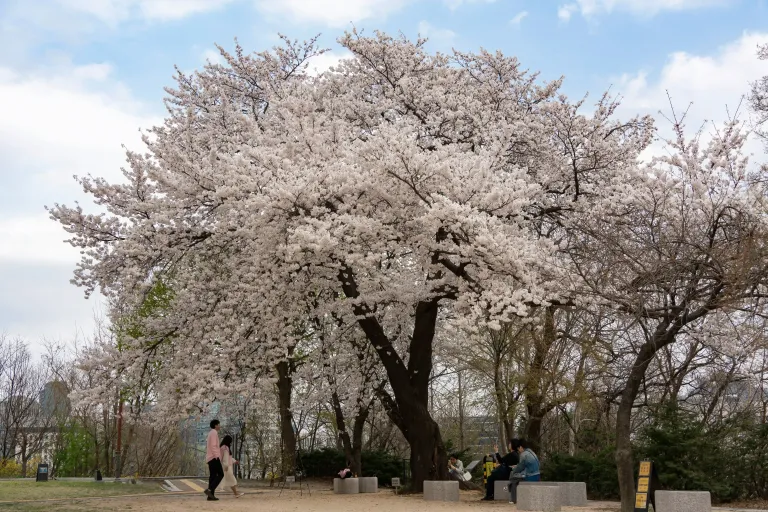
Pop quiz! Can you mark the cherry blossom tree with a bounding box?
[49,30,653,489]
[751,44,768,144]
[566,116,768,511]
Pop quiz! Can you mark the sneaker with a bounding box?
[204,489,212,498]
[207,496,219,501]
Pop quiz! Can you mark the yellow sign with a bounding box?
[635,493,647,508]
[637,477,649,492]
[639,462,651,476]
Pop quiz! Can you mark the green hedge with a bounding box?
[543,449,620,500]
[543,405,768,504]
[299,448,404,483]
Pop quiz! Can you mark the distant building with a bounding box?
[437,414,501,456]
[179,402,228,475]
[39,381,71,418]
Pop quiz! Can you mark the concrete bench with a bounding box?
[520,481,587,506]
[517,485,561,511]
[333,477,359,494]
[423,480,459,501]
[655,490,711,512]
[359,476,378,493]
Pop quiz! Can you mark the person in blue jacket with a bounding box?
[507,438,541,503]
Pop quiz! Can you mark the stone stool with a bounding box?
[333,477,359,494]
[520,481,587,506]
[423,480,459,501]
[494,480,509,501]
[518,484,561,511]
[359,476,378,493]
[655,490,711,512]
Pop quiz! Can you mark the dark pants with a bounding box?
[207,458,224,495]
[484,466,511,498]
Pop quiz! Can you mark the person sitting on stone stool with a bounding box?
[448,455,465,481]
[480,439,520,501]
[507,438,541,504]
[338,463,353,480]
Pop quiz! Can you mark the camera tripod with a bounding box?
[278,449,310,496]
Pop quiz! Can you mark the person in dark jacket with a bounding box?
[480,439,520,500]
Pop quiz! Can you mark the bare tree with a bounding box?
[568,115,768,511]
[0,336,57,475]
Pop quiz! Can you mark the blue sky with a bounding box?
[0,0,767,353]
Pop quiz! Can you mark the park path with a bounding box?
[29,490,622,511]
[3,486,766,511]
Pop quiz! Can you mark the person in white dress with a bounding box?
[218,435,244,498]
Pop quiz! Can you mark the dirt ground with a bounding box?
[0,487,621,512]
[2,484,766,512]
[106,491,623,511]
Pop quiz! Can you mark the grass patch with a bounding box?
[0,480,160,503]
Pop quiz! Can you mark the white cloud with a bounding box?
[0,262,105,352]
[255,0,410,27]
[0,61,159,256]
[558,4,578,22]
[613,31,768,160]
[510,10,529,26]
[201,48,226,66]
[55,0,236,24]
[0,215,81,265]
[443,0,496,10]
[0,62,159,190]
[418,21,457,45]
[0,60,156,347]
[306,51,352,76]
[0,0,238,66]
[561,0,727,20]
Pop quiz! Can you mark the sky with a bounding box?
[0,0,767,355]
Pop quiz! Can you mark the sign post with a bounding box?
[634,460,660,512]
[285,475,295,489]
[391,477,401,495]
[35,463,49,482]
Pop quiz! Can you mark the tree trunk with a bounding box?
[616,335,668,512]
[458,370,465,451]
[493,354,509,449]
[524,415,544,448]
[276,360,296,476]
[20,434,28,477]
[331,391,356,472]
[343,272,448,490]
[523,306,557,450]
[332,389,374,477]
[351,401,371,476]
